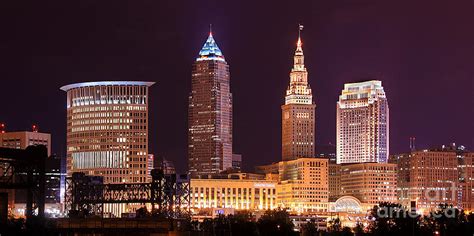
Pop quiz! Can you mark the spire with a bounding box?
[293,24,305,70]
[197,26,225,62]
[296,24,303,52]
[285,24,312,105]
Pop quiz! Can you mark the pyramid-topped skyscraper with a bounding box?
[188,30,233,177]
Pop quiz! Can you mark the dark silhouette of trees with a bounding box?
[300,219,319,236]
[328,217,342,232]
[367,202,421,236]
[353,222,365,236]
[135,206,151,218]
[257,208,297,236]
[183,204,474,236]
[229,211,259,236]
[425,204,472,236]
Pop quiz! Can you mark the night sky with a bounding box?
[1,1,472,172]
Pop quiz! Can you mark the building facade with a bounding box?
[61,81,154,185]
[336,80,389,164]
[0,131,51,156]
[390,144,474,213]
[277,158,328,213]
[190,178,277,211]
[231,153,242,171]
[0,130,52,210]
[188,31,233,177]
[340,163,397,205]
[281,30,316,161]
[328,159,341,201]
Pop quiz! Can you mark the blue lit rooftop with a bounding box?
[197,32,225,62]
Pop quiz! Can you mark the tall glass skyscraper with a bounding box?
[336,80,389,164]
[281,28,316,161]
[188,31,233,177]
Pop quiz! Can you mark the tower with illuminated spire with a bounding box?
[281,25,316,161]
[188,29,233,177]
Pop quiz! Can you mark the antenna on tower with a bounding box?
[298,24,304,38]
[410,137,416,151]
[209,24,213,36]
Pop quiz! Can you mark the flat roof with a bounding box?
[60,81,155,91]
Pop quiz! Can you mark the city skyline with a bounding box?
[0,1,472,172]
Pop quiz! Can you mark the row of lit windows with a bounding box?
[71,105,147,113]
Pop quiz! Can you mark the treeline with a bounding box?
[1,203,473,236]
[185,203,474,236]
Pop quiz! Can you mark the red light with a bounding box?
[32,124,39,132]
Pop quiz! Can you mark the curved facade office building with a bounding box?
[60,81,154,186]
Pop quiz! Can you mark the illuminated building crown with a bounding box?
[285,25,313,105]
[197,31,225,62]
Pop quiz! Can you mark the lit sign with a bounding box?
[253,183,275,188]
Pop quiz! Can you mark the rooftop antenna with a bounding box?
[410,137,416,151]
[298,24,304,38]
[209,24,212,36]
[297,24,304,47]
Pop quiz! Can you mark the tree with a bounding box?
[341,226,353,236]
[367,202,421,236]
[328,217,341,232]
[229,211,259,236]
[353,222,365,236]
[213,214,231,236]
[135,206,150,218]
[430,204,470,236]
[257,208,297,236]
[300,220,319,236]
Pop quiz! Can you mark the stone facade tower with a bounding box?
[281,26,316,161]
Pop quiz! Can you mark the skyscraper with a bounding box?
[281,26,316,161]
[60,81,154,184]
[336,80,389,164]
[188,30,233,177]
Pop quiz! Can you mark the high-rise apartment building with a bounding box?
[336,80,389,164]
[389,144,474,213]
[340,162,397,205]
[188,31,233,177]
[61,81,154,184]
[281,28,316,161]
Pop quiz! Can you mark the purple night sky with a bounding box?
[0,1,472,172]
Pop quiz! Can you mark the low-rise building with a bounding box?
[340,162,397,205]
[277,158,329,213]
[390,144,474,213]
[190,178,277,212]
